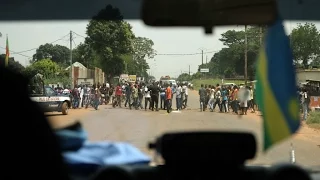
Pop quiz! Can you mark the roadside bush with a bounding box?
[306,111,320,125]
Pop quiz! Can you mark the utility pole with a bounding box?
[205,56,208,79]
[189,65,191,76]
[69,31,73,88]
[201,50,204,65]
[244,25,248,85]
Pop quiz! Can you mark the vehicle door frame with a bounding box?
[45,86,60,111]
[29,83,49,111]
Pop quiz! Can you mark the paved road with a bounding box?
[48,90,320,167]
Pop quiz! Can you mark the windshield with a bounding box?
[0,1,319,170]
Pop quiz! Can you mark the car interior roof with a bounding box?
[0,0,320,22]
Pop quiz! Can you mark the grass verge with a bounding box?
[191,79,245,90]
[306,111,320,129]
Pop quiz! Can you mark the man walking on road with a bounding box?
[115,83,123,108]
[124,83,132,108]
[199,84,206,111]
[150,82,160,111]
[144,85,151,110]
[176,83,182,110]
[165,83,172,113]
[182,83,188,107]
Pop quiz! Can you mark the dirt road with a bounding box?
[48,90,320,167]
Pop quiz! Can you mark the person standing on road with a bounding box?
[213,87,222,112]
[301,88,309,120]
[144,85,151,110]
[82,85,89,108]
[231,86,239,114]
[132,84,139,110]
[205,85,211,110]
[220,87,228,113]
[115,83,123,108]
[160,85,166,109]
[79,85,84,108]
[182,83,188,107]
[72,86,80,109]
[165,83,172,113]
[137,84,144,109]
[208,86,216,111]
[175,84,182,110]
[249,86,255,113]
[124,83,132,108]
[199,84,206,111]
[150,82,160,111]
[95,85,102,110]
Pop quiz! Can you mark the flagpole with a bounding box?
[5,34,9,67]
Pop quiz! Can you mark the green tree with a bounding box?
[191,72,202,79]
[25,59,69,85]
[86,5,135,78]
[32,43,70,65]
[177,73,191,81]
[121,54,138,74]
[310,56,320,67]
[72,42,97,68]
[203,26,263,79]
[132,37,155,76]
[0,54,25,73]
[290,22,320,68]
[25,59,60,78]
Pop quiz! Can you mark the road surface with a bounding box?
[47,89,320,167]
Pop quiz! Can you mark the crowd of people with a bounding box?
[198,84,256,115]
[112,81,189,113]
[49,80,316,120]
[54,81,190,113]
[53,80,259,115]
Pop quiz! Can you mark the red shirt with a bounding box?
[166,87,172,100]
[115,86,122,96]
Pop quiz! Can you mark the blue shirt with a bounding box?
[221,90,228,101]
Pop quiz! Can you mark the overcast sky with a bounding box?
[0,20,313,79]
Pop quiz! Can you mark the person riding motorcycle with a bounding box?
[99,84,107,105]
[113,83,123,108]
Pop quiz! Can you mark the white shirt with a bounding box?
[176,86,182,98]
[249,89,254,100]
[210,89,215,99]
[301,92,308,103]
[246,89,251,101]
[106,83,110,88]
[144,87,151,98]
[182,85,188,95]
[215,90,221,99]
[63,89,70,94]
[80,88,84,96]
[160,87,166,95]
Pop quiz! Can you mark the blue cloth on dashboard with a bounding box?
[54,122,151,175]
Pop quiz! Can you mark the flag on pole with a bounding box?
[5,35,9,67]
[255,18,300,151]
